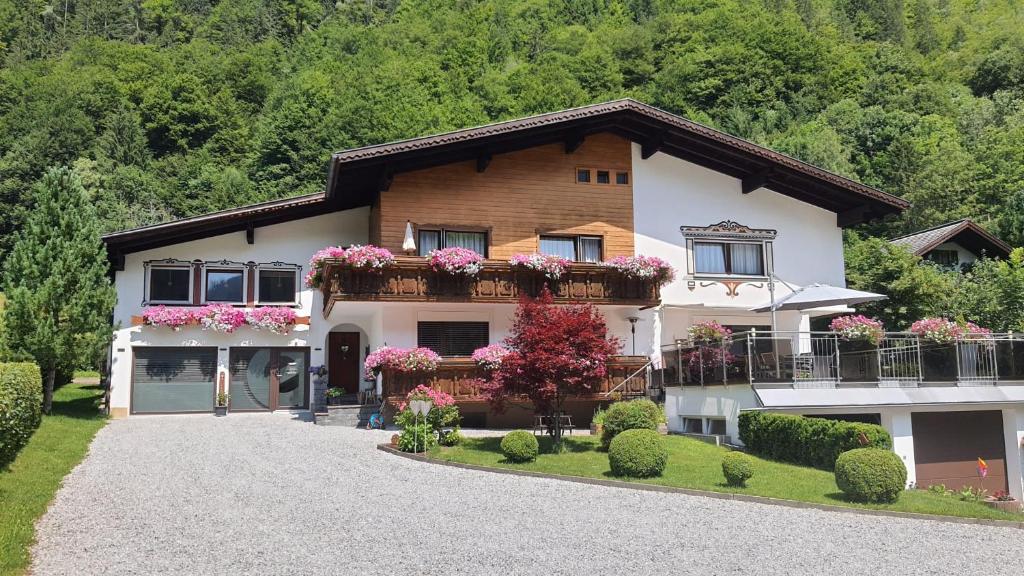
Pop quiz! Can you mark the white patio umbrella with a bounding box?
[751,283,888,313]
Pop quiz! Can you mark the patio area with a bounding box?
[30,414,1024,575]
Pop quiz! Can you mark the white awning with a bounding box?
[751,283,886,313]
[753,385,1024,409]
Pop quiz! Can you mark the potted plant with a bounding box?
[911,318,964,383]
[830,315,884,383]
[590,406,606,436]
[215,391,229,417]
[985,490,1021,513]
[426,247,483,293]
[325,387,345,406]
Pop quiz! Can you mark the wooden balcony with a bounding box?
[320,256,660,314]
[380,356,651,403]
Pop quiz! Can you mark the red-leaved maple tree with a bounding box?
[483,287,620,444]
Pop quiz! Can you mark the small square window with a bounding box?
[205,269,244,303]
[576,169,591,183]
[258,269,297,304]
[616,172,629,185]
[149,267,191,303]
[596,170,610,184]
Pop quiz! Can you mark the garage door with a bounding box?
[132,347,217,414]
[911,411,1007,492]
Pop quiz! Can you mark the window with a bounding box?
[205,268,245,303]
[257,268,298,304]
[576,167,628,185]
[707,418,727,436]
[540,235,602,263]
[417,321,489,356]
[928,249,959,268]
[681,417,703,434]
[418,229,487,257]
[148,266,192,303]
[693,241,764,276]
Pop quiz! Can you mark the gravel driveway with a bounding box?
[31,414,1024,575]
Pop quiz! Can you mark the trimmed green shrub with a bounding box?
[834,448,907,503]
[0,362,43,468]
[608,428,668,478]
[721,451,754,487]
[738,411,891,469]
[501,430,539,463]
[601,399,663,449]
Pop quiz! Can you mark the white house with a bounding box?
[890,219,1012,269]
[102,99,1024,499]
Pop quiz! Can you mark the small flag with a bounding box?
[977,457,989,478]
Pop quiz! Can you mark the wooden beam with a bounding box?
[640,138,662,160]
[742,168,772,194]
[110,252,125,272]
[564,132,585,154]
[245,222,255,245]
[837,206,871,227]
[376,167,394,192]
[476,151,492,173]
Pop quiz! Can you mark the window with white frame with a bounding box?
[681,221,777,280]
[203,262,246,304]
[418,228,488,257]
[256,264,300,305]
[145,261,193,304]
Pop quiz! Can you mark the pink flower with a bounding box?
[471,344,509,371]
[141,306,196,330]
[245,307,297,335]
[604,255,675,286]
[196,304,247,333]
[363,346,442,379]
[427,247,483,276]
[509,253,571,279]
[910,318,963,344]
[341,245,396,270]
[305,246,347,288]
[688,320,731,343]
[403,384,455,409]
[830,315,884,345]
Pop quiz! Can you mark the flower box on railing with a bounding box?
[320,256,661,313]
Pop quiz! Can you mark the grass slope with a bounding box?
[0,380,107,576]
[431,435,1023,522]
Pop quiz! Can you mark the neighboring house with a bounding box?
[103,99,1024,498]
[890,219,1012,269]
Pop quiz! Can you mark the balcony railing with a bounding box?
[381,355,651,402]
[320,256,660,314]
[656,330,1024,389]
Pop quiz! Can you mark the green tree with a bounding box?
[2,166,116,413]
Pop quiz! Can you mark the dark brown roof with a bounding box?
[104,99,910,267]
[890,219,1012,258]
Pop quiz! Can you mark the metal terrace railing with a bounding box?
[656,330,1024,389]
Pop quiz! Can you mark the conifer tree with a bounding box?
[3,166,116,413]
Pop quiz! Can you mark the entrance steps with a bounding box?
[315,403,379,427]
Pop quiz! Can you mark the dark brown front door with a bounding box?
[912,410,1008,492]
[328,332,361,394]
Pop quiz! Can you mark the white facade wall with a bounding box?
[664,385,759,441]
[109,209,370,414]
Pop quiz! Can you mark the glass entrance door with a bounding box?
[229,348,309,411]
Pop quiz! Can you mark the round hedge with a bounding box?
[834,448,907,503]
[721,452,754,487]
[501,430,539,463]
[600,399,662,449]
[608,428,668,478]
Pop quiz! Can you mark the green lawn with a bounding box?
[0,380,107,576]
[430,434,1024,522]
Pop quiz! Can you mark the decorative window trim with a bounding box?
[201,260,248,305]
[142,259,194,305]
[574,166,630,186]
[255,262,302,306]
[680,221,776,281]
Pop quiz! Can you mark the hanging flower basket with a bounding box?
[509,253,571,280]
[141,306,197,330]
[603,255,675,286]
[830,315,884,346]
[427,247,483,277]
[197,304,247,333]
[364,346,442,380]
[245,307,297,335]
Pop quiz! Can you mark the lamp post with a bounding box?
[628,316,640,355]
